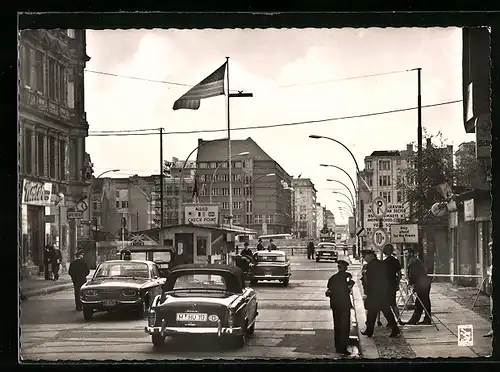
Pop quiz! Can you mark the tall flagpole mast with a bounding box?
[226,57,233,228]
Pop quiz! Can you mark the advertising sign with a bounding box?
[464,199,475,222]
[390,224,419,243]
[185,204,219,225]
[21,179,52,206]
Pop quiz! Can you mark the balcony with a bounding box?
[20,87,73,122]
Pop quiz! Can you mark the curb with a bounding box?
[22,282,73,299]
[351,279,380,359]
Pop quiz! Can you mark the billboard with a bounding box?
[184,204,219,225]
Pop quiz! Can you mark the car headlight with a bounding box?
[122,289,139,297]
[84,289,98,297]
[148,310,157,327]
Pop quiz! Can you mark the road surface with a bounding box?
[20,254,359,360]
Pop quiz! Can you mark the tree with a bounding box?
[397,130,455,222]
[454,143,488,190]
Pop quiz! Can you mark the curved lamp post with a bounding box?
[326,179,354,205]
[209,151,250,203]
[320,164,357,195]
[337,199,354,213]
[332,191,355,208]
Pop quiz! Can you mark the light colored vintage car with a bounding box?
[251,250,291,286]
[316,242,339,262]
[80,260,166,321]
[145,263,258,349]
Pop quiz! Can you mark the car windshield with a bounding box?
[319,244,336,250]
[94,262,150,279]
[172,273,228,291]
[257,254,286,263]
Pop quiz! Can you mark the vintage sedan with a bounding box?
[80,260,166,321]
[251,250,291,286]
[145,264,258,349]
[316,242,339,262]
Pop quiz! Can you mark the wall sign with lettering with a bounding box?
[21,179,52,206]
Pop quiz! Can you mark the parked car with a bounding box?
[145,264,258,349]
[79,260,166,321]
[316,242,339,262]
[251,250,291,286]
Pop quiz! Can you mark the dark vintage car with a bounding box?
[119,246,176,276]
[80,260,166,321]
[144,264,258,349]
[251,250,291,286]
[316,242,339,262]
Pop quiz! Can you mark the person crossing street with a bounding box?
[326,259,355,356]
[68,249,90,311]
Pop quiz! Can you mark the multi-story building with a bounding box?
[291,178,317,238]
[325,209,335,231]
[196,138,293,235]
[19,29,90,276]
[315,202,325,237]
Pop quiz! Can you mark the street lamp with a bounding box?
[209,151,250,203]
[337,199,354,213]
[332,191,355,208]
[326,179,355,205]
[320,164,356,195]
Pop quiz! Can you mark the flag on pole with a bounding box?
[173,62,227,110]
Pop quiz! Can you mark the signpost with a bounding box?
[390,224,419,244]
[185,204,219,225]
[372,228,388,248]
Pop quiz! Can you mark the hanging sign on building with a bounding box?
[464,199,475,222]
[185,204,219,225]
[21,179,52,206]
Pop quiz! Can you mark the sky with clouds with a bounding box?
[84,27,474,225]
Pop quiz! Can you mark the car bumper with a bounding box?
[144,324,244,337]
[254,275,291,280]
[316,255,338,259]
[81,298,142,310]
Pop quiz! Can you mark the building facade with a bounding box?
[196,138,293,235]
[291,178,317,238]
[325,209,336,232]
[19,29,90,276]
[315,202,325,238]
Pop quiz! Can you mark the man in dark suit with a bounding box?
[402,247,432,325]
[69,249,90,311]
[361,250,401,338]
[326,260,355,356]
[383,243,403,325]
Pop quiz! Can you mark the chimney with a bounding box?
[406,143,413,152]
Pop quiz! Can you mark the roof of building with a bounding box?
[368,150,402,157]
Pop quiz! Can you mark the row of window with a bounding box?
[366,159,404,171]
[198,160,252,169]
[20,44,75,108]
[198,174,254,183]
[221,200,253,212]
[21,128,77,181]
[198,187,253,197]
[363,175,410,187]
[378,191,403,204]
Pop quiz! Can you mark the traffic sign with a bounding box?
[371,197,387,218]
[390,224,419,243]
[372,228,388,248]
[356,227,366,237]
[67,211,83,219]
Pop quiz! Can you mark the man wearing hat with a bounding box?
[383,244,403,325]
[122,249,132,261]
[326,259,355,356]
[402,246,432,325]
[256,238,264,251]
[241,242,253,258]
[361,249,401,338]
[68,249,90,311]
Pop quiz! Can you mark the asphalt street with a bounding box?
[20,253,360,360]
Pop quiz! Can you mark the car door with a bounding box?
[242,284,256,323]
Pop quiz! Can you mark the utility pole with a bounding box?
[160,128,164,228]
[417,68,423,214]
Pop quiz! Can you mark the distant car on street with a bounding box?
[79,260,166,321]
[315,242,339,262]
[144,263,258,349]
[251,250,291,286]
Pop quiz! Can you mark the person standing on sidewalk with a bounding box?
[401,247,432,325]
[51,246,63,281]
[43,244,54,280]
[484,241,493,338]
[360,249,401,338]
[307,240,315,259]
[383,244,403,325]
[69,249,90,311]
[326,259,355,356]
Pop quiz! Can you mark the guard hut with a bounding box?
[132,203,256,266]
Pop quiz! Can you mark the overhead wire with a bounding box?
[88,99,462,137]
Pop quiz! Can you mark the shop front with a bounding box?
[20,178,52,277]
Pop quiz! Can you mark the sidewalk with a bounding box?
[352,275,493,358]
[20,270,95,299]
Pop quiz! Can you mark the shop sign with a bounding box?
[21,179,52,206]
[464,199,475,222]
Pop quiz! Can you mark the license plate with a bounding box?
[176,313,207,322]
[324,253,331,256]
[102,300,116,307]
[265,273,272,276]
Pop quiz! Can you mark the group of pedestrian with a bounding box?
[43,244,63,281]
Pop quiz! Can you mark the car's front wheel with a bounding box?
[136,298,148,319]
[151,334,165,348]
[283,279,289,287]
[83,306,93,321]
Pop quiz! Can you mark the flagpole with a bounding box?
[226,57,233,228]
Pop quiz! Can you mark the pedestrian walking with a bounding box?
[401,247,432,325]
[484,241,493,338]
[343,245,348,256]
[267,239,277,251]
[256,238,264,251]
[360,249,401,338]
[43,244,54,280]
[52,246,63,281]
[68,249,90,311]
[382,244,403,326]
[307,240,315,259]
[326,259,355,356]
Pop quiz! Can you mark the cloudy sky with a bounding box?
[84,27,474,225]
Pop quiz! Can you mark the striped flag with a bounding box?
[173,62,227,110]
